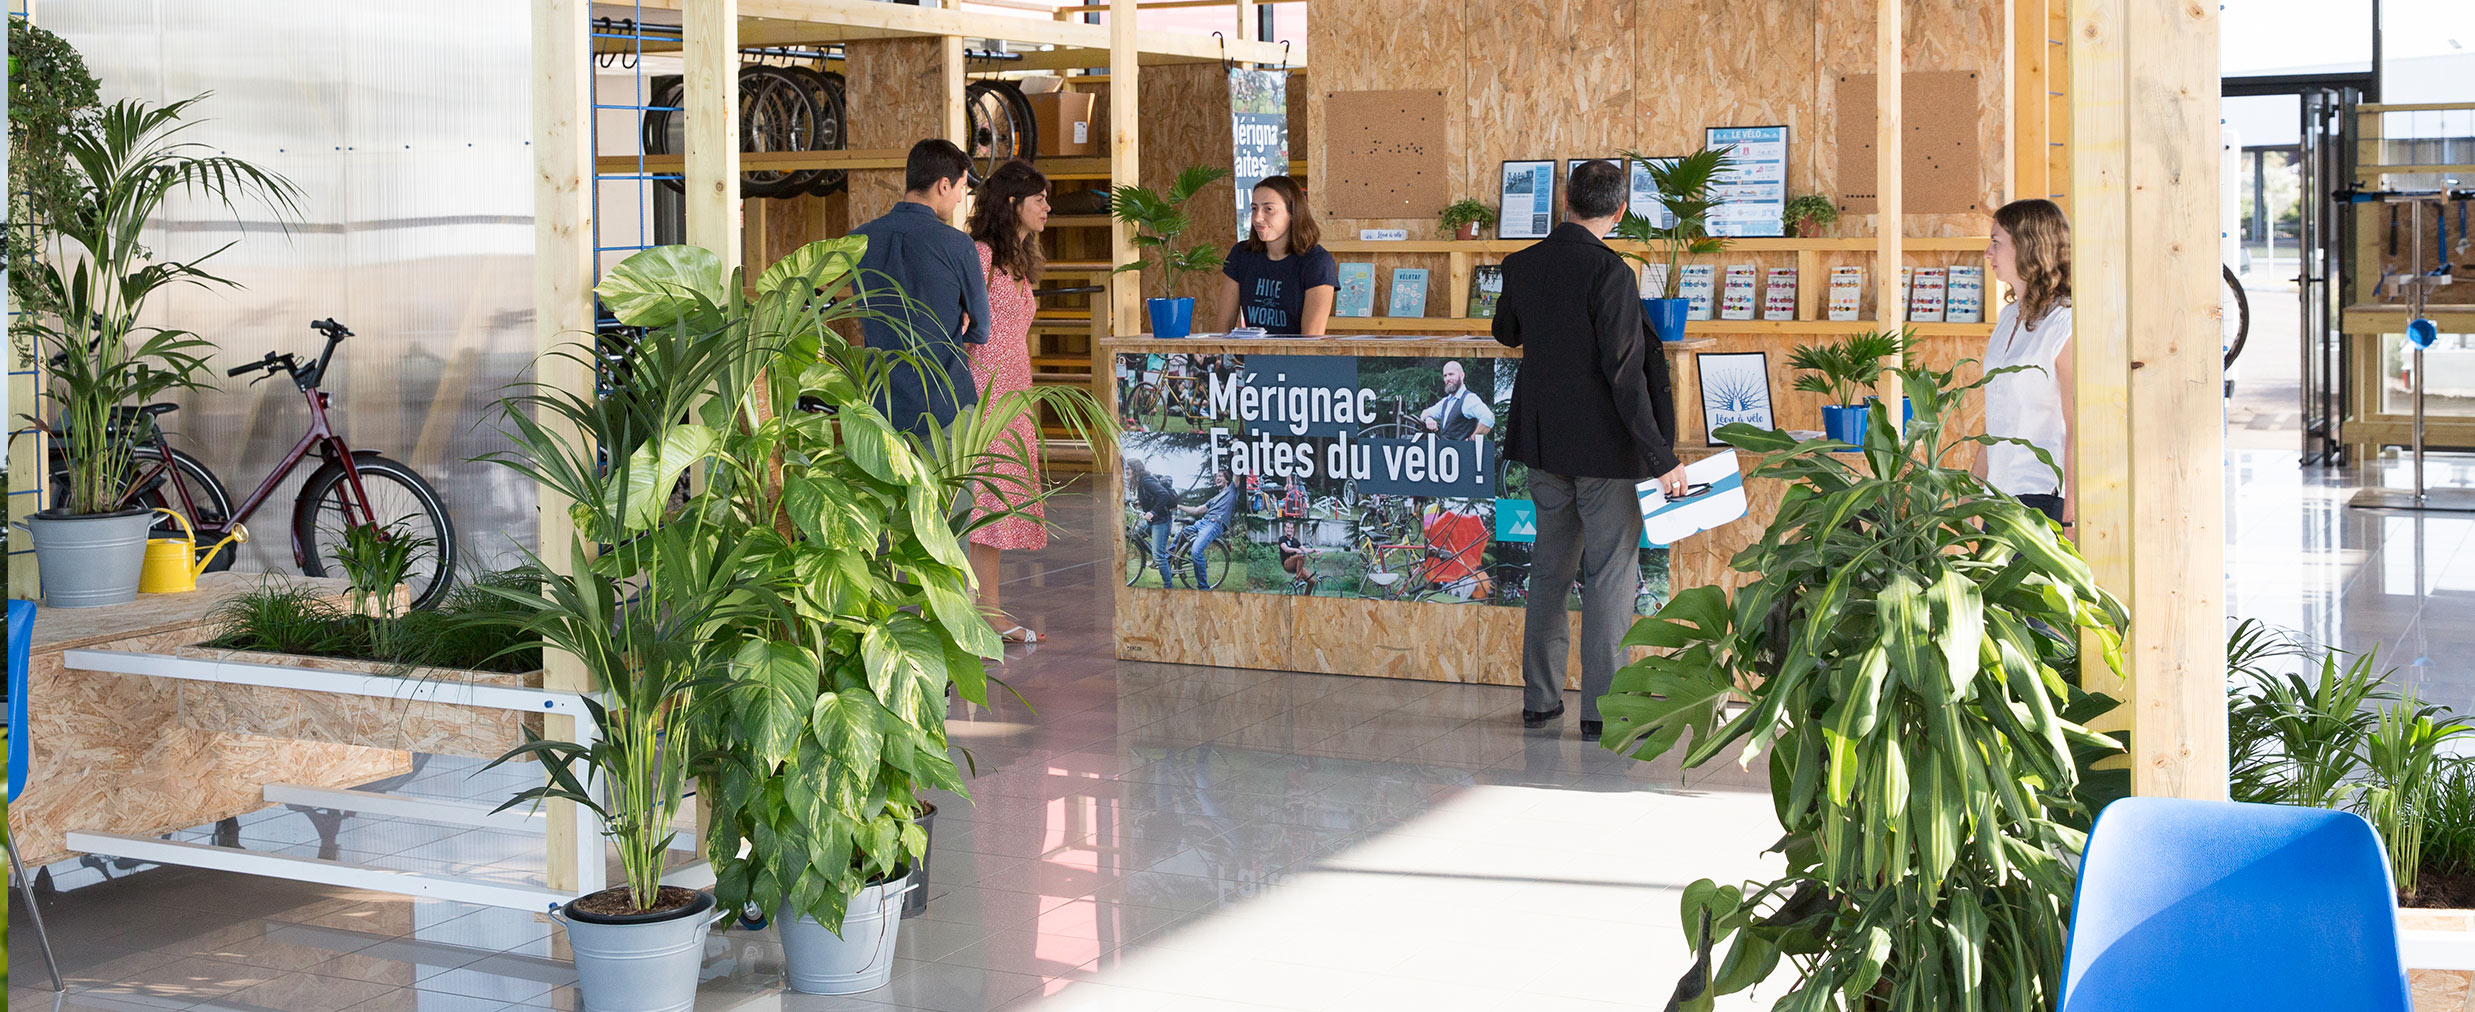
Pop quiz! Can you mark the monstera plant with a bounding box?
[592,238,1111,973]
[1597,364,2128,1012]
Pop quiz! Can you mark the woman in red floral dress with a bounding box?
[965,159,1051,643]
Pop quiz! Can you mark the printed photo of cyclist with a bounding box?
[1114,352,1246,435]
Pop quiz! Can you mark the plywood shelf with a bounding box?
[1321,316,1992,337]
[1320,236,1992,255]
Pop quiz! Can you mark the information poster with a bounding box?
[1499,160,1557,240]
[1706,125,1788,238]
[1229,68,1291,240]
[1114,352,1667,611]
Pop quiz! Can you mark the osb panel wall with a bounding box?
[1139,63,1241,316]
[1309,0,2008,240]
[844,38,951,222]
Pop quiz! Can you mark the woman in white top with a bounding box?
[1974,198,2075,525]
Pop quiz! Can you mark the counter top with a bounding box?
[30,573,356,655]
[1099,333,1718,355]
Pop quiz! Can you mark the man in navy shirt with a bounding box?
[851,139,990,437]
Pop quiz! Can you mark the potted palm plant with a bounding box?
[1599,365,2129,1012]
[593,238,1111,994]
[1614,146,1734,343]
[1788,329,1908,445]
[1439,197,1495,241]
[23,96,296,607]
[1109,165,1232,339]
[475,296,767,1012]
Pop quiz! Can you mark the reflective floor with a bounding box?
[8,479,1781,1012]
[19,447,2475,1012]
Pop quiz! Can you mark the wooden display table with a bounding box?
[1101,333,1755,687]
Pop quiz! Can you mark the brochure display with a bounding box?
[1388,269,1429,317]
[1678,264,1718,321]
[1114,351,1668,609]
[1907,267,1948,323]
[1828,266,1866,321]
[1718,265,1759,320]
[1335,263,1376,317]
[1706,125,1789,237]
[1468,265,1505,319]
[1947,266,1986,323]
[1498,160,1557,239]
[1762,268,1799,321]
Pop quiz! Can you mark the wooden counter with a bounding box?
[14,574,415,868]
[1102,332,1749,687]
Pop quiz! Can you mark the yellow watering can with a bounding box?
[142,508,248,594]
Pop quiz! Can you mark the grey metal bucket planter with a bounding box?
[553,890,717,1012]
[26,508,153,608]
[780,876,915,994]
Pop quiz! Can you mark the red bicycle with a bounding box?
[47,319,458,608]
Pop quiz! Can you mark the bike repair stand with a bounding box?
[2351,191,2475,512]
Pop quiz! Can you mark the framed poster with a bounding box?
[1630,156,1674,231]
[1564,157,1624,237]
[1498,160,1557,240]
[1696,351,1775,437]
[1706,125,1789,238]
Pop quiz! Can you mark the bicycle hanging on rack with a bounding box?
[46,319,460,608]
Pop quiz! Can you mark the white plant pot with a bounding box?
[553,890,717,1012]
[779,876,915,994]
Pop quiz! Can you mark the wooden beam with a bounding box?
[528,0,600,898]
[685,0,742,273]
[943,29,969,228]
[1109,0,1142,335]
[1872,0,1903,428]
[2071,0,2132,739]
[597,149,909,174]
[2011,0,2049,204]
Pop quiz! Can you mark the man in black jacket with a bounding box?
[1492,158,1687,741]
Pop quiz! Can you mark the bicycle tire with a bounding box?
[1126,383,1164,431]
[1185,539,1234,590]
[49,444,236,562]
[997,80,1038,164]
[962,81,1023,184]
[1358,421,1423,441]
[292,455,460,611]
[2222,263,2251,371]
[1125,532,1152,586]
[786,66,849,196]
[642,75,685,195]
[740,66,817,199]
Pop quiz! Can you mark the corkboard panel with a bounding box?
[843,38,950,221]
[1323,89,1453,220]
[1304,0,1465,235]
[1834,71,1984,216]
[1815,0,2004,237]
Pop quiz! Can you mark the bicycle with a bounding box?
[46,319,459,609]
[1122,511,1235,590]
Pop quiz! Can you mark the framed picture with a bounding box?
[1564,157,1623,237]
[1695,351,1774,438]
[1705,125,1790,238]
[1498,160,1557,240]
[1630,156,1675,230]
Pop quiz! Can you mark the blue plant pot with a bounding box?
[1643,298,1690,343]
[1147,297,1196,339]
[1821,404,1868,445]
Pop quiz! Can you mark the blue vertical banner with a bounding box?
[1229,68,1290,239]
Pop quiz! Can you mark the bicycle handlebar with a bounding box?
[311,318,353,339]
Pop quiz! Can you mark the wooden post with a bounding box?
[1109,0,1142,335]
[942,29,968,228]
[1872,0,1903,422]
[529,0,602,898]
[2011,0,2049,204]
[2071,0,2227,799]
[684,0,740,273]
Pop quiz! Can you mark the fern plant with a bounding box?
[1599,363,2128,1012]
[1613,147,1736,300]
[1789,330,1909,408]
[1109,165,1234,301]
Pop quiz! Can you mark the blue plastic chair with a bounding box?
[7,598,63,990]
[2061,796,2410,1012]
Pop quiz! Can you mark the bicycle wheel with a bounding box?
[1148,385,1179,433]
[2222,263,2250,371]
[740,66,817,199]
[1185,539,1235,590]
[1125,383,1163,431]
[1125,531,1153,586]
[997,80,1038,164]
[1358,421,1422,441]
[50,444,236,557]
[963,81,1021,183]
[642,75,686,195]
[293,455,459,611]
[787,66,848,196]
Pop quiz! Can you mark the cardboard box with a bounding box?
[1028,91,1097,157]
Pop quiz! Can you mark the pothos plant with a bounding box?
[1109,165,1233,301]
[1597,365,2129,1012]
[593,237,1113,931]
[8,19,100,330]
[1614,146,1736,300]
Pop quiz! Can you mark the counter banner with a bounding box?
[1114,351,1668,612]
[1230,68,1290,239]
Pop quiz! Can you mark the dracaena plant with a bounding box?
[593,238,1113,931]
[1789,330,1910,408]
[25,96,298,515]
[1613,146,1735,301]
[1109,165,1234,301]
[1598,365,2128,1012]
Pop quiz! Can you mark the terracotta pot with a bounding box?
[1456,221,1480,241]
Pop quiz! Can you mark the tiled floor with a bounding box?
[19,446,2475,1012]
[9,479,1781,1012]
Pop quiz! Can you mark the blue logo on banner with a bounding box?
[1495,498,1537,542]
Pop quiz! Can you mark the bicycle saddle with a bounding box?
[111,402,180,423]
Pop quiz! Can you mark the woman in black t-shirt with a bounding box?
[1215,175,1338,335]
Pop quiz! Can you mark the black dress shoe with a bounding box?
[1579,720,1603,742]
[1522,703,1566,728]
